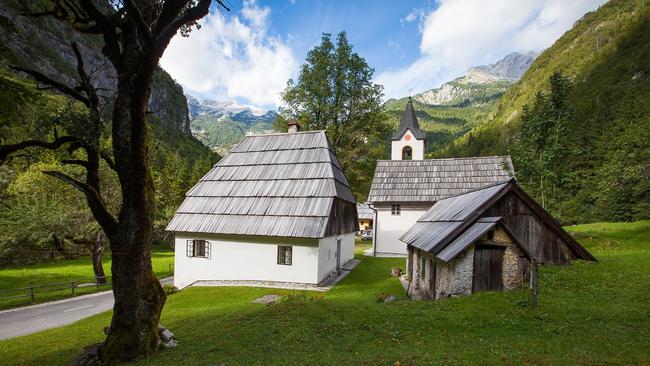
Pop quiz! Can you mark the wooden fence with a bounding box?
[0,276,112,303]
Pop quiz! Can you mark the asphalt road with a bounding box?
[0,277,173,340]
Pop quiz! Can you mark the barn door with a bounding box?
[472,245,504,292]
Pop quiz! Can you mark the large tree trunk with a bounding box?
[100,72,166,362]
[93,232,107,285]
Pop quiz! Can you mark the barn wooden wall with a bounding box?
[483,192,576,265]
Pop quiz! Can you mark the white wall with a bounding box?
[391,129,424,160]
[317,232,355,282]
[173,234,320,288]
[374,206,430,256]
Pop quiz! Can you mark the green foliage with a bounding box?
[436,0,650,223]
[2,221,650,365]
[509,71,574,218]
[280,32,390,200]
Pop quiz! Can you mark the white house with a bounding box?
[366,98,514,257]
[166,125,358,289]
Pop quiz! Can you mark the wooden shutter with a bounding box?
[186,240,193,257]
[205,241,210,259]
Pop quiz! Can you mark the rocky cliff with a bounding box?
[0,1,190,134]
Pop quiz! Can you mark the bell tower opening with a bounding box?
[402,146,413,160]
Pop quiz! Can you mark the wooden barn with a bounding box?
[400,179,595,300]
[166,127,358,289]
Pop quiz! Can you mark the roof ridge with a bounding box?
[377,155,511,163]
[242,130,326,137]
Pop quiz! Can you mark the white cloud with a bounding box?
[160,0,296,108]
[378,0,607,100]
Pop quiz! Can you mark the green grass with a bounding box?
[0,246,174,310]
[1,222,649,365]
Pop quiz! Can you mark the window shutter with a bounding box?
[205,241,210,259]
[186,240,193,257]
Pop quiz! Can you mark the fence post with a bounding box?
[71,282,75,295]
[30,287,35,302]
[530,260,538,308]
[169,263,172,277]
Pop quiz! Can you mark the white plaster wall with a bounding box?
[391,129,424,160]
[173,233,320,288]
[317,232,355,282]
[375,208,429,256]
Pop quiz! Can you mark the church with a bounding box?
[366,98,514,256]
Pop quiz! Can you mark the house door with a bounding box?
[336,239,342,271]
[472,245,504,292]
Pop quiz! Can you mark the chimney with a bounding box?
[287,119,300,134]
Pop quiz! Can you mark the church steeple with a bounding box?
[391,97,426,160]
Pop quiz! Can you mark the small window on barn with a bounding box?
[186,239,210,259]
[277,246,292,266]
[391,204,401,216]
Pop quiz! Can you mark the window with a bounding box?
[186,239,210,259]
[402,146,413,160]
[277,245,292,265]
[391,204,401,216]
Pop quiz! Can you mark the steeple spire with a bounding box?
[391,97,426,141]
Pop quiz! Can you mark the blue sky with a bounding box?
[160,0,607,110]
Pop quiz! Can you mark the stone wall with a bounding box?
[493,226,526,290]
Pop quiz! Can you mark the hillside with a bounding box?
[439,0,649,223]
[383,52,537,153]
[187,95,278,155]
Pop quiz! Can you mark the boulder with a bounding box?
[252,294,280,305]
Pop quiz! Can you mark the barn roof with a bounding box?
[166,131,357,238]
[357,203,374,220]
[391,97,426,141]
[400,180,594,262]
[367,156,514,203]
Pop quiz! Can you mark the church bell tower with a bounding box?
[391,97,426,160]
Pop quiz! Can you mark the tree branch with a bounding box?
[100,151,117,172]
[0,136,78,164]
[42,170,117,234]
[9,66,90,106]
[62,159,91,168]
[123,0,153,40]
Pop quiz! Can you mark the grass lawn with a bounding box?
[1,221,649,365]
[0,246,174,310]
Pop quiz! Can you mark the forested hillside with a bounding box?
[0,2,218,264]
[383,52,536,154]
[438,0,649,223]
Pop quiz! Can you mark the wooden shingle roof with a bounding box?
[400,180,595,263]
[166,131,356,238]
[367,156,514,203]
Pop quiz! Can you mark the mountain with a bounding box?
[384,51,538,152]
[186,95,278,155]
[473,51,539,81]
[440,0,650,223]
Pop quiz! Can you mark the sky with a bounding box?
[159,0,608,111]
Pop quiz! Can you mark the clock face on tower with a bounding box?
[405,134,411,141]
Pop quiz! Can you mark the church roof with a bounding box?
[391,97,426,141]
[166,131,357,238]
[367,156,514,203]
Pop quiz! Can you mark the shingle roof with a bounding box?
[357,203,374,220]
[367,156,514,203]
[391,97,426,141]
[400,180,595,262]
[166,131,356,238]
[400,182,510,255]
